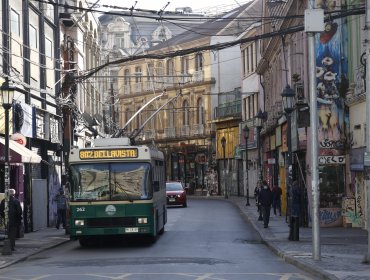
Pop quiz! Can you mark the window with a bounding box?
[135,67,142,83]
[181,56,189,74]
[45,38,53,58]
[44,1,54,20]
[149,105,155,129]
[167,59,174,76]
[29,25,38,49]
[195,53,203,71]
[115,35,125,48]
[183,100,189,126]
[147,63,154,81]
[10,9,20,37]
[168,102,175,128]
[242,42,257,76]
[244,93,258,120]
[196,98,204,124]
[124,69,130,85]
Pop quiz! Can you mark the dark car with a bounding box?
[166,182,187,207]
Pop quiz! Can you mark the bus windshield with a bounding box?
[69,162,152,201]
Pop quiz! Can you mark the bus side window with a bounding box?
[153,181,160,192]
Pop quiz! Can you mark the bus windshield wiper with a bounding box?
[113,181,134,202]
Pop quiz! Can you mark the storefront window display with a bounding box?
[319,165,345,208]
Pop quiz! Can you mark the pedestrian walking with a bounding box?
[289,180,301,241]
[272,185,282,216]
[0,189,23,251]
[258,180,273,228]
[54,187,67,229]
[254,180,263,221]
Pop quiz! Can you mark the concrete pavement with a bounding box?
[0,195,369,280]
[223,195,370,280]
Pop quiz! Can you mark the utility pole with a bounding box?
[365,0,370,264]
[61,37,76,185]
[305,1,324,260]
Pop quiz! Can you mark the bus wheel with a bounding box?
[79,238,89,247]
[159,226,165,235]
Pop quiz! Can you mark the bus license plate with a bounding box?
[125,227,139,233]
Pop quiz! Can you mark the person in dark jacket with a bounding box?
[0,189,23,251]
[53,188,67,229]
[272,185,282,216]
[289,181,301,241]
[258,181,273,228]
[254,180,263,220]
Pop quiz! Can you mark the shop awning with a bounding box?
[0,137,42,163]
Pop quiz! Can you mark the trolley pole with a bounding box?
[364,0,370,264]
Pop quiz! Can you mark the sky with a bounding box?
[97,0,251,15]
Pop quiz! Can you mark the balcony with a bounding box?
[134,83,142,93]
[164,127,176,138]
[144,129,156,140]
[192,70,204,82]
[214,100,242,119]
[180,125,190,137]
[192,124,204,136]
[122,84,131,95]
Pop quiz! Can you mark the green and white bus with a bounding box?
[68,137,166,246]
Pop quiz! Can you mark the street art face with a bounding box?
[315,7,347,156]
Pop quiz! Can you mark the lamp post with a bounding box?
[243,125,250,206]
[255,109,266,181]
[221,136,227,199]
[281,84,297,241]
[1,77,15,255]
[255,109,266,221]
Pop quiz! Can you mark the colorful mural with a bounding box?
[315,1,348,156]
[315,0,349,227]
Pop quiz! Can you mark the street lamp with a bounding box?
[243,125,250,206]
[255,109,266,181]
[1,77,15,255]
[281,84,297,241]
[221,136,227,199]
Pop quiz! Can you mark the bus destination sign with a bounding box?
[79,148,138,160]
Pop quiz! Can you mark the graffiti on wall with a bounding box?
[319,208,342,227]
[343,173,365,227]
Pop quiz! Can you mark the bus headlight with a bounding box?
[137,217,148,224]
[75,219,85,226]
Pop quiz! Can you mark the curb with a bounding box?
[0,238,70,269]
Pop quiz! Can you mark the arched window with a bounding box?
[196,98,204,124]
[135,66,142,83]
[124,69,130,85]
[183,100,189,126]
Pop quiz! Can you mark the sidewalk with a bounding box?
[0,196,369,280]
[0,227,69,269]
[223,195,370,280]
